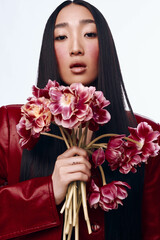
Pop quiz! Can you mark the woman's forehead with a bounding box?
[55,4,94,25]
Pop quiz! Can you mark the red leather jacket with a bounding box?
[0,105,160,240]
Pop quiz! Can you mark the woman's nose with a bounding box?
[69,38,84,56]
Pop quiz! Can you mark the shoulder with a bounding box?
[0,104,22,124]
[0,105,23,184]
[134,113,160,132]
[0,104,22,115]
[139,113,160,237]
[0,104,23,146]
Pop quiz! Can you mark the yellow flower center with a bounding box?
[61,93,74,106]
[31,105,42,117]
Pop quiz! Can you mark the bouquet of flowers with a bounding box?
[17,80,160,240]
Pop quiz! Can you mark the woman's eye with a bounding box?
[85,32,97,38]
[55,35,67,41]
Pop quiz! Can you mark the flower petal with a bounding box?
[92,148,105,167]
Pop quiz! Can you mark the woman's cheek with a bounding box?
[87,42,99,60]
[55,45,68,64]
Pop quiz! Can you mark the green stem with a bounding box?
[72,129,76,146]
[98,165,106,185]
[83,122,89,148]
[86,133,142,149]
[78,122,89,148]
[40,132,64,141]
[124,136,142,146]
[78,124,82,147]
[85,149,93,156]
[78,124,84,147]
[87,143,107,149]
[86,134,118,149]
[59,126,70,149]
[63,128,73,147]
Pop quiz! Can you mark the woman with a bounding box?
[0,1,159,239]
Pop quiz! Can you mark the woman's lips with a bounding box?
[70,63,87,74]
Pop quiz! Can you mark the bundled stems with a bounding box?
[60,125,92,240]
[59,126,70,149]
[41,124,142,240]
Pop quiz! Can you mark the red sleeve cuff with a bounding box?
[0,175,61,239]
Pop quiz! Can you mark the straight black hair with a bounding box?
[20,1,144,239]
[37,0,136,134]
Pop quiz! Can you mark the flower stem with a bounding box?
[73,181,77,226]
[82,122,89,147]
[66,185,74,209]
[72,129,77,146]
[59,126,70,149]
[87,143,107,149]
[85,149,93,156]
[78,123,89,148]
[78,125,83,147]
[58,123,93,239]
[98,165,106,185]
[78,124,82,147]
[41,132,64,140]
[63,128,73,147]
[123,136,142,146]
[67,225,73,240]
[80,181,92,234]
[86,133,119,149]
[86,133,142,149]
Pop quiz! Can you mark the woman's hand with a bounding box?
[52,146,91,205]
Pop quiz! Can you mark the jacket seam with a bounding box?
[5,106,9,182]
[48,175,61,223]
[0,221,58,239]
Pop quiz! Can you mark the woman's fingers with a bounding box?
[55,156,91,186]
[56,155,91,169]
[52,146,91,205]
[56,146,91,169]
[61,172,90,185]
[59,162,91,180]
[57,146,89,160]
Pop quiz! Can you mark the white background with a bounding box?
[0,0,160,122]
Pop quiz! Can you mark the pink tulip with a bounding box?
[49,83,95,129]
[105,136,125,171]
[29,80,111,130]
[88,179,131,211]
[92,148,105,167]
[16,97,51,149]
[105,122,160,174]
[128,122,160,160]
[32,80,60,99]
[89,91,111,131]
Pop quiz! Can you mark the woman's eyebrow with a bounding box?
[80,19,95,25]
[55,22,68,29]
[54,19,96,29]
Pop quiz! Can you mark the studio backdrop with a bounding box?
[0,0,160,122]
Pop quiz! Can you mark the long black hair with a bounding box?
[20,1,144,239]
[37,0,136,134]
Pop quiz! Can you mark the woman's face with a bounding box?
[54,4,99,85]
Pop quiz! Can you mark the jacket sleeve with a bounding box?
[0,105,63,239]
[0,176,62,239]
[142,152,160,240]
[136,114,160,240]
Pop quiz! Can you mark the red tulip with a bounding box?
[105,136,125,171]
[16,97,51,149]
[128,122,160,160]
[88,179,131,211]
[92,148,105,167]
[105,122,160,174]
